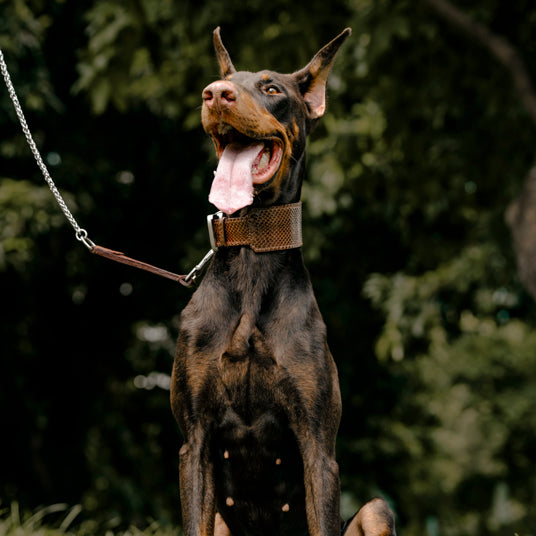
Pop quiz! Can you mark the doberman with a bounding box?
[170,28,396,536]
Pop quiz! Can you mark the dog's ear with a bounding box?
[293,28,351,119]
[213,27,237,78]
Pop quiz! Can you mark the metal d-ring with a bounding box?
[207,211,224,251]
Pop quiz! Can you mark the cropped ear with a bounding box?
[293,28,351,119]
[213,27,236,78]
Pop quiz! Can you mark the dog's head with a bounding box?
[202,27,351,215]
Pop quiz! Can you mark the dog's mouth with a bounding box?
[211,125,283,184]
[207,125,284,214]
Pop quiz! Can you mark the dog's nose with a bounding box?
[202,81,237,108]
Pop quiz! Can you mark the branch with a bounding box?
[424,0,536,127]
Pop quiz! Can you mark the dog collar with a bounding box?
[208,202,303,253]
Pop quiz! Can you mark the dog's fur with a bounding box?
[170,28,396,536]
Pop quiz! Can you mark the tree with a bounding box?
[425,0,536,303]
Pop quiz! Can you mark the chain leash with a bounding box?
[0,48,219,286]
[0,48,94,250]
[0,50,300,287]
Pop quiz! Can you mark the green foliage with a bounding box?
[364,244,514,362]
[365,244,536,533]
[0,179,72,269]
[1,1,536,535]
[0,0,56,111]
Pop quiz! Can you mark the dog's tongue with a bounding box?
[209,143,264,215]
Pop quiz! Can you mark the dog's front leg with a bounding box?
[178,431,216,536]
[302,445,341,536]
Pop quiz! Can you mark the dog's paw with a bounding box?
[214,512,232,536]
[344,497,396,536]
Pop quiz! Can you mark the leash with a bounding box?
[0,49,302,286]
[0,47,211,287]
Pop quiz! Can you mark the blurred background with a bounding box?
[1,1,536,535]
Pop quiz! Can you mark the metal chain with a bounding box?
[0,48,213,286]
[0,48,94,250]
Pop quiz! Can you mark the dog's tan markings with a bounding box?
[275,458,282,465]
[224,450,230,459]
[224,313,254,359]
[214,513,231,536]
[226,497,235,507]
[289,118,299,142]
[261,73,270,81]
[282,504,290,512]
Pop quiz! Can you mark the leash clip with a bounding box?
[183,249,215,285]
[182,211,224,286]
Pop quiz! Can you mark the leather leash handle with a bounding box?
[91,245,192,287]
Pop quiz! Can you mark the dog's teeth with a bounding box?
[226,497,235,507]
[217,123,232,135]
[282,504,290,512]
[258,149,271,170]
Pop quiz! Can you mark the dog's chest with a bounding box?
[210,315,309,534]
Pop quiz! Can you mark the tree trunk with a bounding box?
[425,0,536,300]
[505,159,536,300]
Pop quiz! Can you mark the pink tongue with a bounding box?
[209,143,263,214]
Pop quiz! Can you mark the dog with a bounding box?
[170,27,396,536]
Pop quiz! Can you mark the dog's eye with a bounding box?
[265,86,280,95]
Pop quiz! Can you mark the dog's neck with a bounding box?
[202,242,310,315]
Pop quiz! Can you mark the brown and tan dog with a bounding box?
[170,28,396,536]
